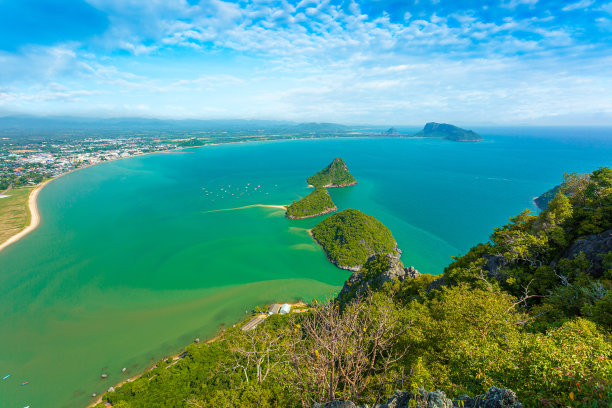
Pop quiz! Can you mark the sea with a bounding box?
[0,127,611,407]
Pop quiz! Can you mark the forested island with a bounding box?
[94,167,611,408]
[307,158,357,188]
[310,209,400,271]
[414,122,483,142]
[285,188,337,219]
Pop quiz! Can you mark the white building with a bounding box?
[279,304,291,315]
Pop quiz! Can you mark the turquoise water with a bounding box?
[1,131,611,407]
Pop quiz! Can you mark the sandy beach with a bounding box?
[0,180,51,252]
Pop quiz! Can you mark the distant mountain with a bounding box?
[0,115,353,139]
[386,127,399,135]
[414,122,483,142]
[291,122,348,133]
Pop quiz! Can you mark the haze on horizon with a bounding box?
[1,0,611,126]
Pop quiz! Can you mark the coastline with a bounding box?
[0,134,377,252]
[87,301,307,408]
[286,206,337,219]
[0,180,50,252]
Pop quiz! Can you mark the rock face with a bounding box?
[562,229,612,278]
[414,122,482,142]
[482,253,507,282]
[312,387,523,408]
[339,254,420,299]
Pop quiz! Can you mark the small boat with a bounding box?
[21,381,29,386]
[2,374,10,379]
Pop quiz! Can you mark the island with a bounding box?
[285,187,337,219]
[310,208,400,271]
[307,157,357,188]
[414,122,483,142]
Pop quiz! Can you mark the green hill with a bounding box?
[311,208,399,270]
[286,187,337,219]
[178,137,205,147]
[306,158,357,188]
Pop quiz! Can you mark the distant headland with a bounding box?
[413,122,483,142]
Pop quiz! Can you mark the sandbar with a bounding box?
[202,204,287,214]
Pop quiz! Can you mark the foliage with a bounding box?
[100,167,612,408]
[306,157,356,188]
[286,187,336,219]
[444,167,612,331]
[285,292,409,407]
[178,138,205,147]
[311,209,398,269]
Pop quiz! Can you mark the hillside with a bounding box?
[285,188,337,219]
[306,158,357,188]
[534,172,590,210]
[95,167,612,408]
[178,137,205,147]
[414,122,483,142]
[311,208,399,270]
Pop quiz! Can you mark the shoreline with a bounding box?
[286,206,337,219]
[0,134,377,252]
[87,301,307,408]
[0,180,50,252]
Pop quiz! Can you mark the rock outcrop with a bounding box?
[313,386,523,408]
[561,229,612,278]
[339,254,420,299]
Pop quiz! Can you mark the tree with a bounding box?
[284,293,409,407]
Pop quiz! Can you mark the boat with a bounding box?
[21,381,29,386]
[2,374,10,379]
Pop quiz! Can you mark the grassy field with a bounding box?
[0,187,34,246]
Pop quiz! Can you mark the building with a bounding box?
[267,304,281,315]
[279,304,291,315]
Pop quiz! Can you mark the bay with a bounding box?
[1,129,611,407]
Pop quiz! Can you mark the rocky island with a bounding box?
[310,208,399,271]
[285,187,337,219]
[414,122,483,142]
[307,157,357,188]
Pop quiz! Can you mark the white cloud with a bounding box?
[1,0,610,124]
[500,0,538,9]
[562,0,594,12]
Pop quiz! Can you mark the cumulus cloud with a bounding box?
[1,0,611,124]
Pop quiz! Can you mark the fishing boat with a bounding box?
[2,374,10,379]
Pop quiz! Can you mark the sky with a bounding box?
[0,0,611,125]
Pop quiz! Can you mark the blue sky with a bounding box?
[0,0,611,125]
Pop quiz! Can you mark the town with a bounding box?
[0,137,180,190]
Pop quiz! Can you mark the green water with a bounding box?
[1,133,612,407]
